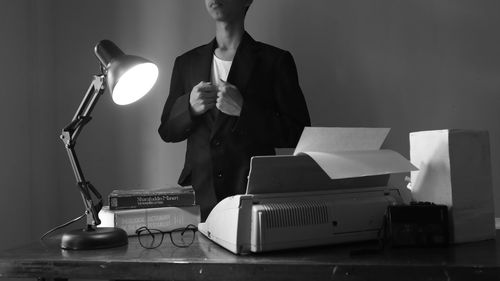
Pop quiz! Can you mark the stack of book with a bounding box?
[98,186,200,236]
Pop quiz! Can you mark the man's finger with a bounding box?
[194,81,207,89]
[195,81,213,90]
[219,79,238,92]
[218,79,229,91]
[204,100,216,106]
[203,102,216,111]
[200,91,218,99]
[199,84,218,92]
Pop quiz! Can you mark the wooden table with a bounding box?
[0,231,499,281]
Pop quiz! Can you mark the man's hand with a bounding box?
[216,79,243,116]
[190,81,218,116]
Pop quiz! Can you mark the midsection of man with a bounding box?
[159,33,310,220]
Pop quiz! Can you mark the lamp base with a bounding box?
[61,226,128,250]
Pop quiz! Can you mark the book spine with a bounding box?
[109,193,195,210]
[98,206,200,236]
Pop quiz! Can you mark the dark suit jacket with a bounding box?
[158,32,310,220]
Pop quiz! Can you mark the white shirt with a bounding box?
[211,54,233,85]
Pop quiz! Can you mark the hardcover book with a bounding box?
[108,186,196,210]
[98,205,201,236]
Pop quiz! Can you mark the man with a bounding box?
[158,0,310,220]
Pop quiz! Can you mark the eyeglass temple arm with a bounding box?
[60,74,106,228]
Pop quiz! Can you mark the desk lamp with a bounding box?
[59,40,158,250]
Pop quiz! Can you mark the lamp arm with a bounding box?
[60,74,106,228]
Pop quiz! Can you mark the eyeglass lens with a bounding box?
[170,228,195,247]
[137,228,164,249]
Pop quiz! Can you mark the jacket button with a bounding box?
[214,140,221,147]
[216,172,223,179]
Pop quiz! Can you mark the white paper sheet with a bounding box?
[293,127,390,155]
[293,127,416,179]
[301,150,417,179]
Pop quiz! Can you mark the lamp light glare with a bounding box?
[112,62,159,105]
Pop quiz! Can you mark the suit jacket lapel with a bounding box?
[210,32,258,140]
[191,39,217,126]
[191,39,216,85]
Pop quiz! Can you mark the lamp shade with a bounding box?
[94,40,158,105]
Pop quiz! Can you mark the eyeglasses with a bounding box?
[135,224,197,249]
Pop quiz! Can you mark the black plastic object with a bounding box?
[61,226,128,250]
[386,202,449,247]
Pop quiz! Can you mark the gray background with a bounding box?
[1,0,499,250]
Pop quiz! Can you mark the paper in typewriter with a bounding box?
[294,127,416,179]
